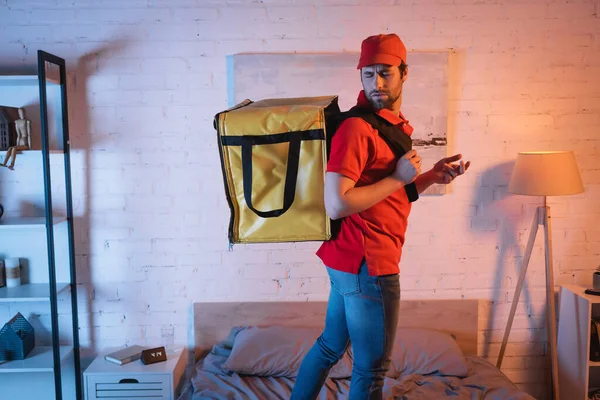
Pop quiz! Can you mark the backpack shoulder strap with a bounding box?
[340,106,419,203]
[341,106,413,155]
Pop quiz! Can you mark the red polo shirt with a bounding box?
[316,90,414,276]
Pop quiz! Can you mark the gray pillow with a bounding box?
[222,326,353,379]
[386,327,469,378]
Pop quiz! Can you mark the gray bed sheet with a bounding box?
[177,343,535,400]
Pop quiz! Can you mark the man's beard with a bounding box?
[367,90,400,110]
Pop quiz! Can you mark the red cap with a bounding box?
[357,33,407,69]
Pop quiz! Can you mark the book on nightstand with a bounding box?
[104,345,146,365]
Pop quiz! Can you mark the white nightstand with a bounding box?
[557,284,600,400]
[83,345,188,400]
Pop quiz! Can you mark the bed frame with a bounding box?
[192,299,478,361]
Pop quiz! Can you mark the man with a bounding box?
[290,33,470,400]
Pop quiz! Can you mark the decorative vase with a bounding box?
[594,271,600,290]
[0,260,4,288]
[5,258,20,288]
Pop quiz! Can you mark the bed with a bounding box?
[177,300,535,400]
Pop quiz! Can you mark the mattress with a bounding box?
[177,348,535,400]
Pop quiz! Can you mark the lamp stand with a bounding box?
[497,199,560,400]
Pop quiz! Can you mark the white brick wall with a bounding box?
[1,1,599,398]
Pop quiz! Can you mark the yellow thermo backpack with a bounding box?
[214,96,341,245]
[214,95,418,246]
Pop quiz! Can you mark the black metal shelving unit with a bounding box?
[38,50,82,400]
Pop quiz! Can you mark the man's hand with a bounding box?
[431,154,471,184]
[393,149,421,184]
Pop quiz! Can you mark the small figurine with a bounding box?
[2,108,31,170]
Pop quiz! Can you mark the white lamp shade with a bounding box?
[508,151,584,196]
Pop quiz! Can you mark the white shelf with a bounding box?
[0,282,70,302]
[562,284,600,304]
[0,346,73,373]
[0,217,67,229]
[0,75,59,87]
[0,149,64,156]
[0,75,38,87]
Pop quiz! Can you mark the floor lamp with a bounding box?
[497,151,584,400]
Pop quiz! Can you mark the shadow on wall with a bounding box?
[72,37,197,377]
[68,38,130,369]
[470,161,548,360]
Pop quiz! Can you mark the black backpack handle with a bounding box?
[221,129,325,219]
[241,135,301,218]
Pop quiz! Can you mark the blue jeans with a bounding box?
[291,261,401,400]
